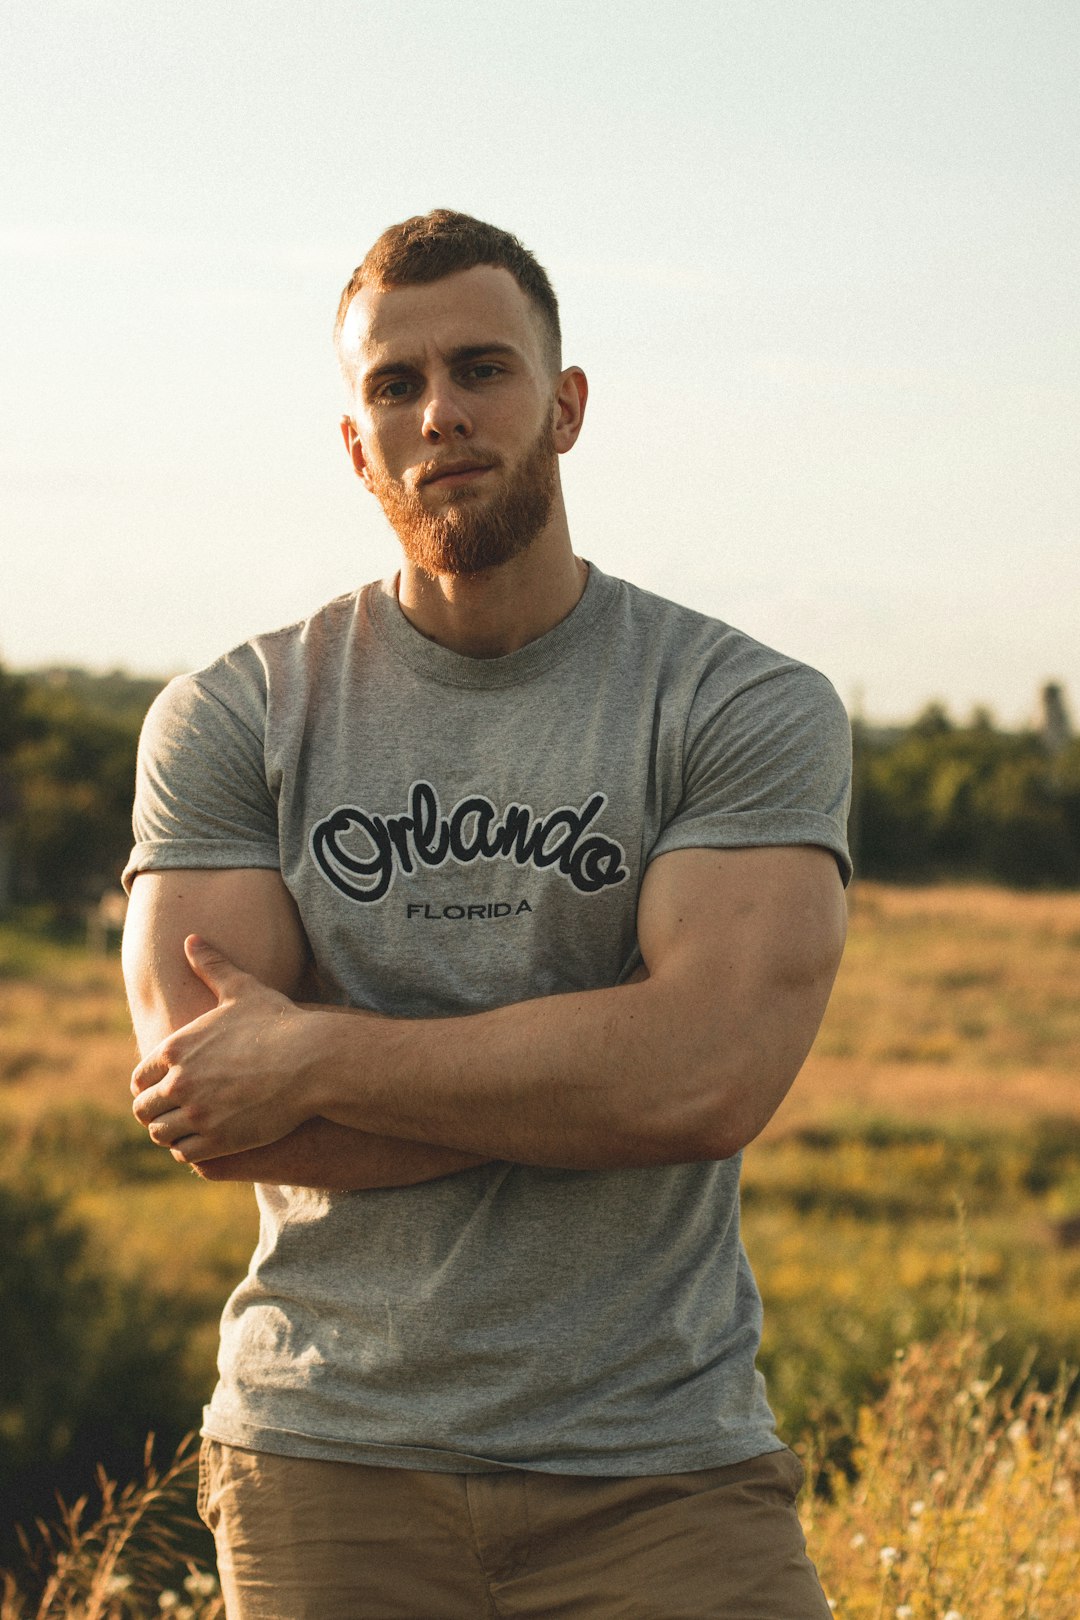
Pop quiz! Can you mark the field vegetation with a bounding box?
[1,882,1079,1614]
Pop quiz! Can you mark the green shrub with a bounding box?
[0,1176,204,1563]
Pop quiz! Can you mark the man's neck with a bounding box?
[395,528,588,659]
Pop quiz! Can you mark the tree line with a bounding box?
[852,695,1080,887]
[1,665,1079,918]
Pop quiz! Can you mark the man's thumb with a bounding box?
[184,935,247,1002]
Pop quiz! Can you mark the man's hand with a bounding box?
[131,935,324,1162]
[123,869,493,1189]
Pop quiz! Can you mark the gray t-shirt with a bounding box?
[126,563,851,1475]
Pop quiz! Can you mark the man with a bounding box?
[123,210,851,1619]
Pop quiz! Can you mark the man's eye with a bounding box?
[464,363,501,382]
[378,378,414,401]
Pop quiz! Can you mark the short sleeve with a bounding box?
[123,666,280,892]
[649,661,853,884]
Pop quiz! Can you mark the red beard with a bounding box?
[368,421,558,578]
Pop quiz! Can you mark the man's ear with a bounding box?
[552,368,588,455]
[340,417,371,487]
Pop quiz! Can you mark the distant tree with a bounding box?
[856,705,1080,887]
[2,669,163,921]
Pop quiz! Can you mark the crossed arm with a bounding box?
[123,845,846,1189]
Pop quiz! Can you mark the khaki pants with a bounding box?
[199,1440,833,1619]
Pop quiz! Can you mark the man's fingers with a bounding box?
[184,934,251,1003]
[131,1050,167,1096]
[146,1107,187,1145]
[132,1078,172,1126]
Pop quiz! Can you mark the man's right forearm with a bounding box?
[190,1115,489,1189]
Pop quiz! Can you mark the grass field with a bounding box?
[1,882,1078,1615]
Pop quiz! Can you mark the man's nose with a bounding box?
[421,382,473,442]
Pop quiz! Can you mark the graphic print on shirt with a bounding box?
[310,779,629,904]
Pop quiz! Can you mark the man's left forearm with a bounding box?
[297,919,839,1168]
[133,847,847,1171]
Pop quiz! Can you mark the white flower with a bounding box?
[896,1607,914,1619]
[104,1574,132,1596]
[880,1546,899,1568]
[849,1531,866,1549]
[942,1610,963,1620]
[1007,1418,1027,1445]
[158,1596,180,1614]
[909,1499,925,1517]
[183,1571,219,1598]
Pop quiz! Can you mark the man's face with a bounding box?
[340,266,562,578]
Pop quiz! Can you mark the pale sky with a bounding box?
[3,0,1077,724]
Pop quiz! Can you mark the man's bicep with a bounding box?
[636,844,847,1151]
[122,868,310,1057]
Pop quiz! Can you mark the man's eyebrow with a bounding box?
[445,342,520,366]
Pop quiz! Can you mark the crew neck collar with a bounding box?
[365,562,615,689]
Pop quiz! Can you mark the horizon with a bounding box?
[10,654,1075,738]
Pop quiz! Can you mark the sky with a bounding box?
[2,0,1078,725]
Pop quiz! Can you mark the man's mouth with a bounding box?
[419,460,496,489]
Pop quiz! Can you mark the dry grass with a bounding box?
[772,882,1080,1136]
[803,1326,1080,1618]
[0,1439,221,1620]
[0,945,133,1124]
[3,891,1080,1613]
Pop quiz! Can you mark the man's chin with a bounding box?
[398,527,531,580]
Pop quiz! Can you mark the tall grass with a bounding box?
[3,1321,1075,1618]
[0,1439,220,1620]
[3,892,1079,1612]
[805,1327,1080,1617]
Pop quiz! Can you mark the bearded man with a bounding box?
[123,210,851,1619]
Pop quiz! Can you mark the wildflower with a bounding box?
[176,1608,196,1620]
[909,1499,925,1517]
[1007,1418,1027,1445]
[896,1607,914,1619]
[159,1596,180,1614]
[849,1532,866,1549]
[104,1574,133,1596]
[184,1571,219,1598]
[879,1546,899,1569]
[942,1610,962,1620]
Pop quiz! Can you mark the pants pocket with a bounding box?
[196,1436,217,1530]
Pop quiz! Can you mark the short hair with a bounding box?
[334,209,562,382]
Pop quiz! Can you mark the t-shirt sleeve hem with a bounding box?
[122,840,282,893]
[648,811,853,886]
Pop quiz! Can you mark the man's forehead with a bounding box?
[341,265,542,365]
